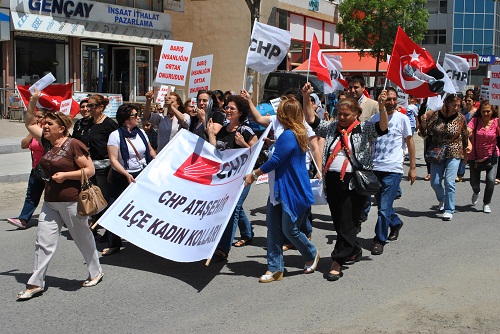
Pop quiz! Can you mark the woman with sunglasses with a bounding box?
[87,95,118,231]
[207,95,257,260]
[17,88,102,300]
[7,109,46,229]
[421,94,470,221]
[105,104,156,256]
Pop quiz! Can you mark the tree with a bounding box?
[336,0,429,90]
[245,0,261,32]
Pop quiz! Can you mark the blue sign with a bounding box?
[479,55,496,65]
[0,12,9,22]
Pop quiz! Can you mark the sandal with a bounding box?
[213,248,228,261]
[233,239,252,247]
[17,286,44,300]
[102,247,120,256]
[82,272,104,287]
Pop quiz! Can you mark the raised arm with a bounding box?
[241,89,270,127]
[302,83,315,123]
[25,88,43,143]
[377,90,389,132]
[21,134,33,149]
[142,90,154,121]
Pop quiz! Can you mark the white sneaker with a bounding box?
[483,204,491,213]
[442,212,453,221]
[438,202,444,211]
[472,192,480,205]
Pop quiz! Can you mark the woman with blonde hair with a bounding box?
[244,95,319,283]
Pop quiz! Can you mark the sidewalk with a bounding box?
[0,119,32,183]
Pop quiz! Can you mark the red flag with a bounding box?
[308,34,333,88]
[387,27,446,98]
[17,83,80,118]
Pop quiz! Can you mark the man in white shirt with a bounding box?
[369,87,417,255]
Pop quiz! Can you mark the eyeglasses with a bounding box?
[129,113,139,118]
[87,103,100,109]
[224,106,237,111]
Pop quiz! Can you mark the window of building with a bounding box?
[422,30,446,44]
[465,0,474,12]
[474,14,484,29]
[474,30,483,44]
[454,0,465,12]
[464,14,474,29]
[427,0,447,14]
[15,37,67,85]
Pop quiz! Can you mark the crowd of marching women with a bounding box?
[7,79,498,299]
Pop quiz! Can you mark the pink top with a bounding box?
[468,117,500,160]
[29,138,45,168]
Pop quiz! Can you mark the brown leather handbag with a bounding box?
[77,169,108,216]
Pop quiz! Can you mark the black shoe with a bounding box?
[325,271,343,281]
[345,248,362,265]
[371,241,384,255]
[388,222,404,241]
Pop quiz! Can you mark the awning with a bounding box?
[293,51,389,75]
[10,11,171,46]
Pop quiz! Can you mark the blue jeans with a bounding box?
[283,206,312,245]
[374,171,403,244]
[457,160,467,177]
[18,169,45,222]
[430,158,461,214]
[266,198,316,273]
[217,185,252,254]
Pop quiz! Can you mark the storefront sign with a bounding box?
[188,55,213,98]
[155,40,193,86]
[478,55,495,65]
[10,0,172,44]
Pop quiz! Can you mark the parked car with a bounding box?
[262,71,324,102]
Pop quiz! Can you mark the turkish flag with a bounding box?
[308,34,333,88]
[17,83,80,118]
[387,27,445,98]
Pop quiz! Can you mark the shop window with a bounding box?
[15,38,66,85]
[427,0,447,14]
[95,0,156,11]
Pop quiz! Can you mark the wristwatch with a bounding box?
[252,170,258,181]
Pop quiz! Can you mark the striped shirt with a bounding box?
[468,117,500,160]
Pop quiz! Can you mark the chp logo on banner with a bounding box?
[387,27,454,98]
[246,21,291,74]
[17,83,80,118]
[155,40,193,86]
[188,54,213,98]
[443,53,470,93]
[489,65,500,106]
[97,126,270,263]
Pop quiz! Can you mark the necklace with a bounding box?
[95,114,106,124]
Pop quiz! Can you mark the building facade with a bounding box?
[422,0,500,87]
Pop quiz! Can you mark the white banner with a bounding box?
[323,54,343,94]
[155,40,193,86]
[97,127,270,262]
[246,21,291,74]
[436,63,457,95]
[489,65,500,106]
[188,55,213,98]
[443,53,470,93]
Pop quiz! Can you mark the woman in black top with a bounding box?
[72,99,93,148]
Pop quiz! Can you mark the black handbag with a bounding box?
[33,163,48,181]
[345,148,381,196]
[425,144,446,164]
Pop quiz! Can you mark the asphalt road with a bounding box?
[1,146,500,333]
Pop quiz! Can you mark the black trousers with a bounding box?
[325,171,367,265]
[107,169,142,248]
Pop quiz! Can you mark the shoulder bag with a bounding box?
[345,148,381,196]
[77,169,108,216]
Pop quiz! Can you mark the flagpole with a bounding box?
[307,36,313,83]
[436,51,441,64]
[242,65,247,91]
